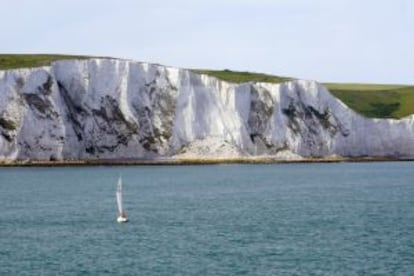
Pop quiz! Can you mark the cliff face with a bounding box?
[0,59,413,161]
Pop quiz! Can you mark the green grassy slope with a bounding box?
[195,69,292,84]
[0,54,92,70]
[325,83,414,119]
[1,55,413,119]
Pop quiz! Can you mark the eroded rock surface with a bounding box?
[0,59,413,161]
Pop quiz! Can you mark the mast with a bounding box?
[116,176,123,215]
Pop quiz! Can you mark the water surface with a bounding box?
[0,162,413,275]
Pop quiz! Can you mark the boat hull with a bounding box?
[117,216,129,223]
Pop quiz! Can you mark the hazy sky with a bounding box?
[1,0,413,84]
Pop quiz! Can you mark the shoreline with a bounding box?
[0,157,412,167]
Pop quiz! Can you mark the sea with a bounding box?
[0,162,413,275]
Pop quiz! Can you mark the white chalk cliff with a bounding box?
[0,58,413,161]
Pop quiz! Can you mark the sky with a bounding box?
[1,0,413,84]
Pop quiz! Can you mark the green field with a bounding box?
[1,54,413,119]
[195,69,292,84]
[324,83,414,119]
[0,54,92,70]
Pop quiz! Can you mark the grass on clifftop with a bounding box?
[325,83,414,119]
[0,54,91,70]
[195,69,292,84]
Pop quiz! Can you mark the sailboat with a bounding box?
[116,176,129,223]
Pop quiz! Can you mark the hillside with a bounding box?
[0,54,90,70]
[325,83,414,119]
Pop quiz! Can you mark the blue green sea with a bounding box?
[0,162,413,275]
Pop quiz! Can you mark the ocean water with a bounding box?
[0,162,413,275]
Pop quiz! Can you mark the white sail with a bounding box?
[116,176,123,214]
